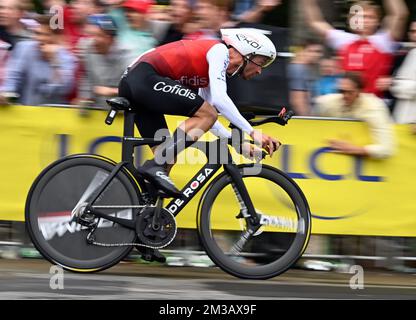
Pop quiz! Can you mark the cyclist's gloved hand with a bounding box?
[250,130,281,157]
[240,142,264,163]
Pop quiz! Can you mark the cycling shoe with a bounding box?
[136,246,166,263]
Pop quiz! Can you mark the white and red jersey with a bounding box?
[327,29,397,96]
[138,40,219,90]
[131,40,254,136]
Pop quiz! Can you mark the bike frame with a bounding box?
[84,110,260,230]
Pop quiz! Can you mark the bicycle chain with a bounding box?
[88,226,177,249]
[89,239,173,250]
[86,207,177,250]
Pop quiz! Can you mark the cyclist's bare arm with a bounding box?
[200,44,281,156]
[381,0,409,41]
[301,0,334,39]
[201,43,254,135]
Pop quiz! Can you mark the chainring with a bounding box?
[136,207,177,248]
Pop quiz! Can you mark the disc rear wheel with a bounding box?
[25,155,141,273]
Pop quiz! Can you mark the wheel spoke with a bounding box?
[199,166,311,279]
[229,229,253,256]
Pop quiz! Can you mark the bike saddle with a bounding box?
[106,97,132,111]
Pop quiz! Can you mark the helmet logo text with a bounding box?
[236,34,263,50]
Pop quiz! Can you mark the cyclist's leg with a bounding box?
[121,63,218,195]
[177,101,217,140]
[132,102,216,175]
[163,102,217,174]
[119,68,170,147]
[124,63,218,139]
[118,75,170,263]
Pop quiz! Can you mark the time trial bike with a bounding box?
[25,97,311,279]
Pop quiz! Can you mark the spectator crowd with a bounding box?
[0,0,285,106]
[0,0,415,149]
[288,0,416,158]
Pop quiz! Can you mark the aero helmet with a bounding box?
[220,28,277,76]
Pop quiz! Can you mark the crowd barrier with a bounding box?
[0,105,415,238]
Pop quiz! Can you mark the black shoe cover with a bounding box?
[138,161,181,198]
[136,246,166,263]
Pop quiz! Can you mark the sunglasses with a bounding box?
[338,89,357,94]
[245,56,273,69]
[246,57,263,68]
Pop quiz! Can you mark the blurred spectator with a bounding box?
[44,0,66,7]
[390,47,416,124]
[61,0,105,51]
[0,15,76,106]
[288,38,323,116]
[303,0,409,97]
[109,0,157,63]
[394,19,416,67]
[379,20,416,115]
[147,3,170,21]
[43,0,67,17]
[408,20,416,47]
[146,4,173,43]
[159,0,193,45]
[0,40,11,85]
[233,0,255,17]
[185,0,235,40]
[0,0,33,84]
[49,0,105,106]
[0,0,32,49]
[315,56,341,97]
[76,14,130,109]
[316,72,395,159]
[234,0,281,24]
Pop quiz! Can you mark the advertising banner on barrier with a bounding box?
[0,106,415,237]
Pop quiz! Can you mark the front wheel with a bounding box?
[197,164,311,279]
[25,154,141,273]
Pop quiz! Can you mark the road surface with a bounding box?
[0,259,415,300]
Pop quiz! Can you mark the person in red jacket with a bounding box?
[302,0,409,97]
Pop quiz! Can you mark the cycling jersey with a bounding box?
[327,29,396,97]
[124,40,254,138]
[138,39,219,90]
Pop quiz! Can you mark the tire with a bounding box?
[25,154,141,273]
[197,164,311,279]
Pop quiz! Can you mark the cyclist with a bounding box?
[119,28,281,199]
